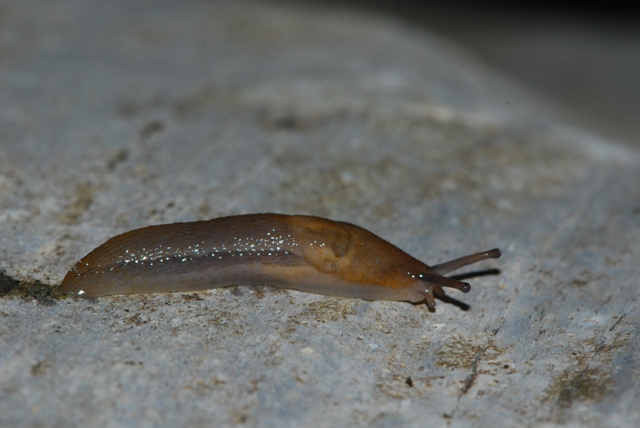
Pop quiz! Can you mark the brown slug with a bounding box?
[57,214,501,308]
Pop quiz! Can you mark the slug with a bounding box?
[57,214,501,308]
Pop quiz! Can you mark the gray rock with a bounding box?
[1,1,638,427]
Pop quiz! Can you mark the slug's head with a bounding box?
[291,216,501,308]
[410,272,470,308]
[411,248,502,308]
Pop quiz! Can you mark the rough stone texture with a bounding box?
[1,1,639,427]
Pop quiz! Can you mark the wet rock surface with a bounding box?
[1,1,639,427]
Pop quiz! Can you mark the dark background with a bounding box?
[302,0,640,147]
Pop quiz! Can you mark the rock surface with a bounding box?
[1,1,639,427]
